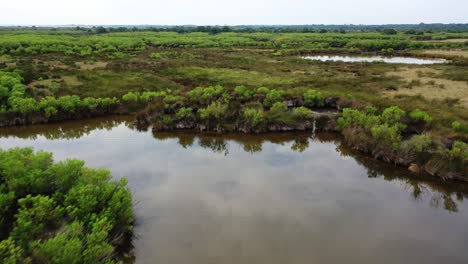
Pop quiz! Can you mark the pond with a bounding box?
[1,116,467,264]
[303,55,447,64]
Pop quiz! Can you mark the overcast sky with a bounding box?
[2,0,467,25]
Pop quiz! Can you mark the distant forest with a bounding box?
[2,23,468,33]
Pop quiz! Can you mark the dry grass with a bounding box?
[384,67,468,108]
[420,49,468,58]
[33,59,69,70]
[75,61,108,70]
[62,76,83,86]
[424,39,468,43]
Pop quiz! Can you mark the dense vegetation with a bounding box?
[136,85,328,132]
[0,148,133,263]
[0,28,466,179]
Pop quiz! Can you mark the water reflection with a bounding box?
[1,117,468,264]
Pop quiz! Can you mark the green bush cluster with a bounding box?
[337,106,426,151]
[1,31,466,57]
[448,141,468,161]
[0,148,133,264]
[303,89,324,107]
[145,85,326,132]
[0,70,120,119]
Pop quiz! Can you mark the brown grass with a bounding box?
[75,61,108,70]
[420,49,468,58]
[384,67,468,108]
[423,39,468,43]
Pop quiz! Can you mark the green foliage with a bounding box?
[381,106,406,125]
[448,141,468,161]
[234,86,255,100]
[409,110,432,123]
[149,52,162,59]
[256,87,270,95]
[451,121,467,133]
[163,95,183,109]
[337,106,408,151]
[198,101,227,121]
[187,85,224,105]
[176,107,194,120]
[370,123,402,150]
[400,135,433,153]
[292,107,314,120]
[303,89,324,107]
[0,148,133,264]
[122,92,139,102]
[0,238,27,264]
[264,89,284,107]
[243,108,264,127]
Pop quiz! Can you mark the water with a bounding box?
[1,116,467,264]
[303,55,447,64]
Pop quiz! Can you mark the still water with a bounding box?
[1,116,467,264]
[304,55,447,64]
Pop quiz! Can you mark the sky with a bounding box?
[1,0,467,26]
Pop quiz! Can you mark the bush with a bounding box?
[187,86,224,105]
[292,107,314,120]
[451,121,467,133]
[371,123,402,150]
[122,92,139,102]
[198,101,227,121]
[264,89,284,107]
[234,86,254,100]
[0,148,133,264]
[176,107,194,120]
[149,52,162,59]
[303,89,324,107]
[448,141,468,161]
[256,87,270,95]
[409,110,432,123]
[401,134,433,153]
[243,108,264,127]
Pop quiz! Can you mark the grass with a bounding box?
[165,66,296,88]
[384,67,468,108]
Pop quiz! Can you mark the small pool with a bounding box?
[303,55,447,64]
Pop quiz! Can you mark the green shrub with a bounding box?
[371,123,402,150]
[0,148,133,264]
[234,86,254,100]
[448,141,468,161]
[303,89,324,107]
[381,106,406,125]
[198,101,227,121]
[409,110,432,123]
[122,92,139,102]
[264,89,284,107]
[176,107,194,120]
[149,52,162,59]
[187,86,224,105]
[451,121,467,133]
[256,87,270,95]
[243,108,264,127]
[292,107,314,120]
[401,134,433,153]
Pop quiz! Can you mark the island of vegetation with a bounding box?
[0,25,466,182]
[0,148,133,264]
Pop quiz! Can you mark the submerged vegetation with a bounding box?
[0,148,133,263]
